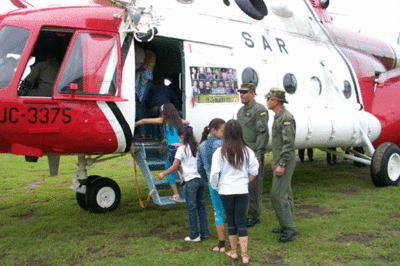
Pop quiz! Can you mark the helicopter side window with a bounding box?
[343,80,351,99]
[235,0,268,20]
[309,76,322,97]
[0,26,30,90]
[242,67,259,85]
[57,33,118,96]
[283,73,297,94]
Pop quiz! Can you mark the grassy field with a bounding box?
[0,150,399,265]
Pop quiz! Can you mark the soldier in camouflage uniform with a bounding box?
[237,83,269,228]
[265,88,298,242]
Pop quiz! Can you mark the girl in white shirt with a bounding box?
[210,119,259,265]
[158,126,209,242]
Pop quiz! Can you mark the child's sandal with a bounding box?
[225,250,238,261]
[241,253,250,265]
[169,194,180,202]
[210,244,225,253]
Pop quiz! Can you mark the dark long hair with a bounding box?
[161,103,184,134]
[178,126,198,157]
[200,118,226,143]
[221,119,249,170]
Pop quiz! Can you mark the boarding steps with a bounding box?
[133,140,185,206]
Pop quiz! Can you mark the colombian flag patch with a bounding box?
[260,112,267,116]
[284,121,291,127]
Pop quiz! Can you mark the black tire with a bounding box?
[75,175,101,211]
[76,192,88,210]
[371,142,400,187]
[85,177,121,213]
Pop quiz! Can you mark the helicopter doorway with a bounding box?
[134,37,185,140]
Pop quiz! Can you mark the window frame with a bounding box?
[53,29,125,102]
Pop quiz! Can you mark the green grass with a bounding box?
[1,150,399,265]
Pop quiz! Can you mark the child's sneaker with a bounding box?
[184,235,201,242]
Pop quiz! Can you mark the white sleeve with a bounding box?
[174,145,185,161]
[248,148,259,176]
[210,148,222,191]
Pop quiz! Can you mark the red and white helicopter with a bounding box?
[1,0,400,213]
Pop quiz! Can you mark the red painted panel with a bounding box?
[0,100,119,155]
[2,6,123,33]
[371,69,400,147]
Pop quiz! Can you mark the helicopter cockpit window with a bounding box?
[343,80,351,99]
[283,73,297,94]
[57,33,118,97]
[0,26,30,90]
[241,67,259,86]
[235,0,268,20]
[18,29,73,97]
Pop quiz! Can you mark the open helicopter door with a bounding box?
[184,41,240,137]
[50,29,135,154]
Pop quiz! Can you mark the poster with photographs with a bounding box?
[190,66,239,103]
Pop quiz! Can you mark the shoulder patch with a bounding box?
[260,112,267,116]
[284,121,291,127]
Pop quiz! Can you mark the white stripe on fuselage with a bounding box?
[97,102,127,153]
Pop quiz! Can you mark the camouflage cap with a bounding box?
[237,83,256,93]
[265,88,288,103]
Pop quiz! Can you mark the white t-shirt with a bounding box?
[175,144,201,182]
[210,146,259,195]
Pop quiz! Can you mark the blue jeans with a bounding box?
[185,178,209,239]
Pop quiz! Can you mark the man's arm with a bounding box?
[23,63,43,89]
[279,117,296,166]
[254,104,269,159]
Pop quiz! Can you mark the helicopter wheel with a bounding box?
[371,142,400,187]
[85,177,121,213]
[76,175,101,211]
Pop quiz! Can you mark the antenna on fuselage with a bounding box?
[110,0,163,42]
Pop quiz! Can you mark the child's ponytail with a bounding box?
[200,126,211,144]
[200,118,226,143]
[178,126,198,157]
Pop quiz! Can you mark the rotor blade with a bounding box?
[10,0,27,8]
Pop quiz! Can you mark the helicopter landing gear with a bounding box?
[85,177,121,213]
[76,175,101,211]
[76,176,121,213]
[71,155,124,213]
[371,142,400,187]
